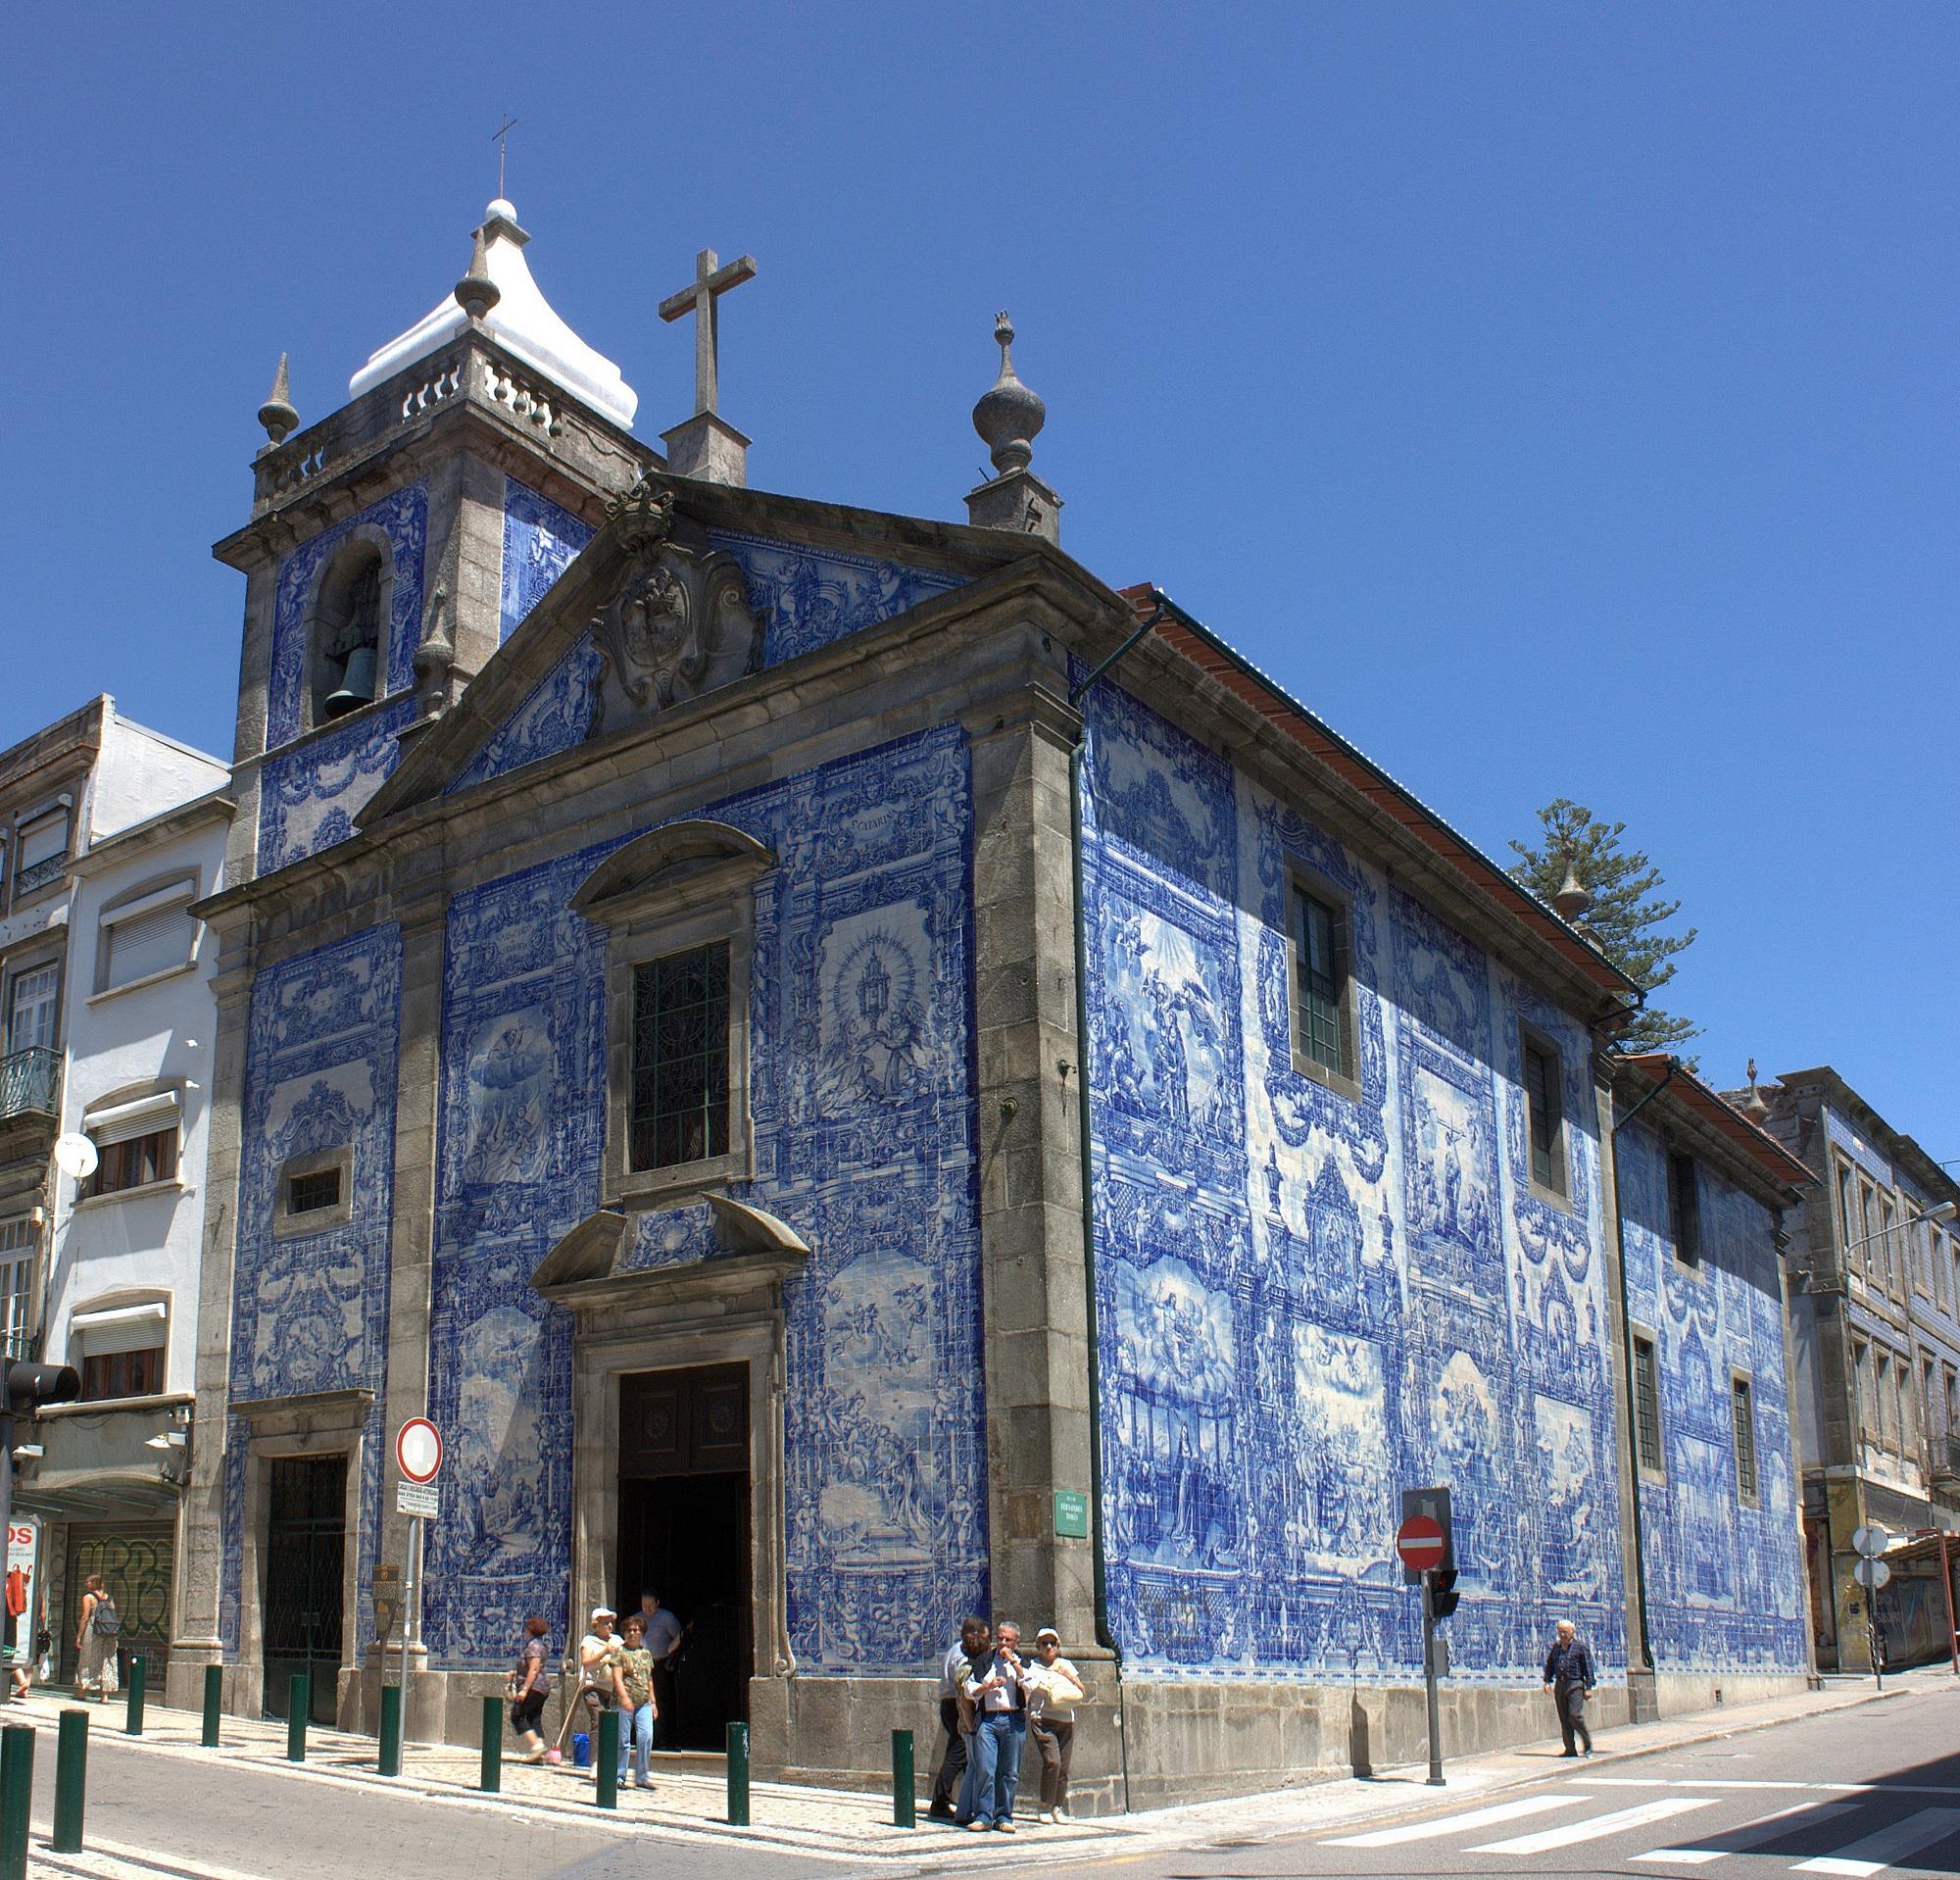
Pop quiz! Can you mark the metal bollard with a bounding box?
[0,1722,32,1880]
[201,1663,222,1747]
[892,1727,915,1828]
[52,1708,87,1853]
[378,1683,402,1777]
[726,1719,750,1826]
[480,1694,502,1793]
[286,1675,309,1762]
[124,1655,147,1736]
[596,1709,619,1809]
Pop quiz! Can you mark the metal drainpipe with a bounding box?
[1066,599,1165,1814]
[1610,1062,1676,1686]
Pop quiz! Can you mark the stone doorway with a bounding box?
[616,1362,752,1747]
[261,1455,345,1723]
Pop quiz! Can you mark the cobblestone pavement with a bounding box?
[0,1666,1941,1878]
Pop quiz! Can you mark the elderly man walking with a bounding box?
[1543,1617,1595,1756]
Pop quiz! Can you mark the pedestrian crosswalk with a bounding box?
[1325,1788,1960,1873]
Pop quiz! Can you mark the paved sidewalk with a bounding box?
[2,1663,1951,1879]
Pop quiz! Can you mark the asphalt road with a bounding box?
[1023,1686,1960,1880]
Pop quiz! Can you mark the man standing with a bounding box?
[929,1617,988,1820]
[636,1590,684,1749]
[960,1619,1028,1833]
[1543,1617,1595,1756]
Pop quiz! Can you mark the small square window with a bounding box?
[1521,1031,1567,1199]
[1668,1151,1701,1266]
[630,943,731,1172]
[287,1167,342,1216]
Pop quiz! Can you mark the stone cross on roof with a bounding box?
[659,247,757,419]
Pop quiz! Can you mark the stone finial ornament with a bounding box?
[972,312,1047,475]
[1740,1059,1771,1121]
[455,223,502,322]
[258,353,300,446]
[606,474,677,558]
[1551,858,1591,921]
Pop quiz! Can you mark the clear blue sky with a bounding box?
[9,4,1956,1163]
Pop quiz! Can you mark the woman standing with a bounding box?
[510,1614,552,1761]
[74,1575,120,1704]
[1543,1617,1595,1756]
[614,1613,658,1790]
[1024,1628,1086,1822]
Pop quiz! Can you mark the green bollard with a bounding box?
[0,1722,32,1880]
[52,1708,87,1853]
[596,1709,619,1810]
[124,1655,147,1736]
[201,1664,222,1747]
[726,1719,750,1827]
[378,1683,402,1777]
[892,1727,915,1828]
[480,1694,502,1794]
[286,1675,309,1762]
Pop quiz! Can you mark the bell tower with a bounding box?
[213,197,653,885]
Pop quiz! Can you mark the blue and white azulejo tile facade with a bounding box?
[1079,671,1631,1686]
[257,697,417,873]
[421,725,986,1673]
[1618,1117,1808,1672]
[499,476,593,645]
[220,924,404,1656]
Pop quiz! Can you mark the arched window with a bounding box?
[309,538,391,725]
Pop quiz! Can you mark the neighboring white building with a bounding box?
[0,714,228,1689]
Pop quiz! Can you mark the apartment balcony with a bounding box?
[0,1046,60,1159]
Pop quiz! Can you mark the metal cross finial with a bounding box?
[491,114,518,197]
[658,247,758,419]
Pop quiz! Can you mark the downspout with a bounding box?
[1067,598,1165,1814]
[1610,1061,1676,1689]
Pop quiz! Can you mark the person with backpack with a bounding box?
[75,1575,120,1703]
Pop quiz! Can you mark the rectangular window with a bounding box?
[1732,1374,1759,1503]
[1292,885,1350,1081]
[79,1347,162,1403]
[286,1167,341,1216]
[0,1218,31,1361]
[6,964,59,1055]
[1853,1339,1872,1441]
[1633,1332,1664,1475]
[630,942,730,1171]
[1523,1034,1566,1197]
[86,1127,177,1198]
[14,811,69,899]
[1877,1352,1896,1451]
[1838,1163,1857,1253]
[99,885,196,992]
[1668,1151,1702,1266]
[1880,1198,1898,1291]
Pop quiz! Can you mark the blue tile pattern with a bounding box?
[220,924,404,1659]
[706,531,965,668]
[450,636,604,793]
[1080,669,1632,1684]
[257,696,416,872]
[422,726,985,1672]
[500,477,594,644]
[267,484,427,749]
[1619,1116,1808,1671]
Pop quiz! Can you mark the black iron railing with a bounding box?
[0,1046,59,1119]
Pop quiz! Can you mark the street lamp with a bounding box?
[1838,1198,1958,1262]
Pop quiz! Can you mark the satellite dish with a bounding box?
[53,1134,98,1181]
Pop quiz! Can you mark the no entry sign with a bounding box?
[396,1417,443,1486]
[1396,1513,1446,1573]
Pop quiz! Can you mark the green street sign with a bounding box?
[1054,1490,1089,1539]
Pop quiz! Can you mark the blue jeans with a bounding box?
[962,1712,1024,1826]
[617,1702,655,1784]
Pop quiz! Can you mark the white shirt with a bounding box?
[962,1647,1025,1714]
[1025,1655,1084,1721]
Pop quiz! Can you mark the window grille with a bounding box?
[1633,1333,1663,1474]
[1732,1374,1758,1502]
[629,943,730,1171]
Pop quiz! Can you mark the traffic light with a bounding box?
[4,1363,79,1411]
[1429,1567,1460,1619]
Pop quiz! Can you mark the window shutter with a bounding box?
[104,901,194,988]
[84,1089,181,1147]
[18,816,66,872]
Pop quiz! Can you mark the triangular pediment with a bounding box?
[362,474,1027,825]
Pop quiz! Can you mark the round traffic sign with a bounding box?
[1852,1557,1892,1591]
[1396,1513,1446,1572]
[396,1417,442,1485]
[1852,1524,1891,1559]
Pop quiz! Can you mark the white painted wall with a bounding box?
[90,711,227,846]
[47,801,230,1396]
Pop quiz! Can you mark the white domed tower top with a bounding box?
[349,199,638,429]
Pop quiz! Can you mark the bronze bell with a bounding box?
[323,643,378,719]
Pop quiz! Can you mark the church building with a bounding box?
[172,195,1812,1806]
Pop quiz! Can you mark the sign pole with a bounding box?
[1422,1569,1444,1785]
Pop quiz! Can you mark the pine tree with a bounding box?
[1509,799,1700,1057]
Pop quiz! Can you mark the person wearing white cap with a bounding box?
[1023,1628,1086,1821]
[576,1606,627,1769]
